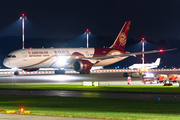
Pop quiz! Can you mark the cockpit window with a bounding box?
[12,55,16,58]
[7,55,16,58]
[7,55,12,58]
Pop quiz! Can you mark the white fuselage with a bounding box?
[129,58,161,70]
[3,48,128,69]
[129,63,158,69]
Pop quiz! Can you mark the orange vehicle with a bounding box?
[169,74,180,83]
[156,74,168,83]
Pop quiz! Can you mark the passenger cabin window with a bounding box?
[43,55,49,57]
[29,55,42,57]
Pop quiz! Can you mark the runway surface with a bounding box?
[0,71,180,84]
[0,72,180,100]
[0,72,136,84]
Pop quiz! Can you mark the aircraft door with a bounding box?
[85,51,89,57]
[22,52,28,61]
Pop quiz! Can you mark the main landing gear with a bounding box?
[54,69,65,74]
[79,71,90,74]
[14,71,19,75]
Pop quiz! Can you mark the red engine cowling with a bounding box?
[73,60,92,72]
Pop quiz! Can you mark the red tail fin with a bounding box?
[110,21,131,51]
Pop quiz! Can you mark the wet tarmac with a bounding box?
[1,89,180,100]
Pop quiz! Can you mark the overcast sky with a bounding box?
[0,0,180,41]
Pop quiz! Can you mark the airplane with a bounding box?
[3,21,176,75]
[129,58,161,70]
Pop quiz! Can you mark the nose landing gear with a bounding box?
[14,71,19,75]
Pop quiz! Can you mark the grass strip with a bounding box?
[0,84,180,93]
[0,94,180,120]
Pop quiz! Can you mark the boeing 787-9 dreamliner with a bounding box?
[3,21,175,75]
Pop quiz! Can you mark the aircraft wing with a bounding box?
[80,48,176,60]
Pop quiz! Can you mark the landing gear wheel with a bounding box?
[61,70,65,74]
[14,71,19,75]
[123,73,128,77]
[86,71,90,74]
[54,70,65,74]
[79,71,90,74]
[55,70,59,74]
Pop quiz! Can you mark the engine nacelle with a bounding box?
[23,68,39,72]
[73,60,92,72]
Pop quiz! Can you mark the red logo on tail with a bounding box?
[110,21,131,51]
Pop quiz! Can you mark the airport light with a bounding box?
[57,56,67,66]
[85,29,91,48]
[141,38,146,64]
[141,38,146,70]
[20,108,24,112]
[159,49,163,52]
[20,14,27,49]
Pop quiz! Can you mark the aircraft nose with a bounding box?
[3,59,10,67]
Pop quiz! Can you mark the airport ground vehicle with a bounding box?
[123,72,141,77]
[142,73,155,84]
[169,74,180,83]
[156,74,168,83]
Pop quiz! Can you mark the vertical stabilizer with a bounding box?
[154,58,161,65]
[110,21,131,51]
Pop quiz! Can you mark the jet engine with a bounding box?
[72,60,92,74]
